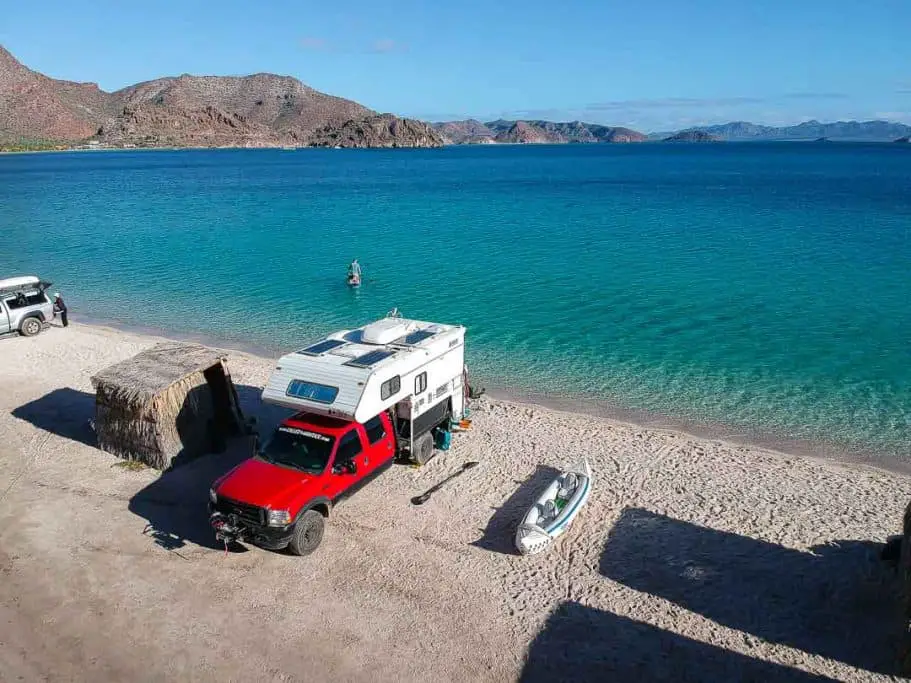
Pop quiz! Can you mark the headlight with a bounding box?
[209,488,217,504]
[267,509,292,527]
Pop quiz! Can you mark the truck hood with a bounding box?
[215,458,318,510]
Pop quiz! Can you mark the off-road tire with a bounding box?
[19,317,42,337]
[288,510,325,556]
[412,431,435,466]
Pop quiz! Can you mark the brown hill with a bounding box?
[308,114,444,148]
[494,121,551,144]
[600,126,648,142]
[0,45,108,140]
[0,45,436,149]
[482,119,647,144]
[432,119,495,145]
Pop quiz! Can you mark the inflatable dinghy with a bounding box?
[515,459,592,555]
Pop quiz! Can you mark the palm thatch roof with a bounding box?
[92,342,229,408]
[91,342,245,469]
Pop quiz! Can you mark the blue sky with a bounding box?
[2,0,909,131]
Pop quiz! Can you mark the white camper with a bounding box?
[262,310,467,464]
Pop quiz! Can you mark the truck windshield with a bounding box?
[258,427,336,474]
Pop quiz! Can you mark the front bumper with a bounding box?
[208,505,294,551]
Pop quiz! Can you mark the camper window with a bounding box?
[286,379,338,404]
[364,415,386,444]
[380,375,401,401]
[415,372,427,394]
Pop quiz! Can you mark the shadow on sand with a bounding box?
[472,465,561,555]
[11,387,97,447]
[599,507,901,676]
[520,601,838,683]
[126,384,294,552]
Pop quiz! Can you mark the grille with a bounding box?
[217,497,264,525]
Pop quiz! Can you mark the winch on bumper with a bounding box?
[208,498,294,551]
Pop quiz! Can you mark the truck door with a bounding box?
[0,300,10,334]
[325,427,368,502]
[362,414,395,471]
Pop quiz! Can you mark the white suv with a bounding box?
[0,276,56,338]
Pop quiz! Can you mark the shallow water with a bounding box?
[1,143,909,457]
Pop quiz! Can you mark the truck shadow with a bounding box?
[599,507,901,676]
[10,387,97,447]
[472,465,561,555]
[521,601,838,682]
[128,384,293,552]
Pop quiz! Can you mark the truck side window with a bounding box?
[364,415,386,444]
[336,430,363,462]
[380,375,401,400]
[415,372,427,394]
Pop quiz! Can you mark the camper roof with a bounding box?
[261,314,465,421]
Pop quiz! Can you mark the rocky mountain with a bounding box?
[431,118,648,145]
[663,130,720,142]
[432,119,495,145]
[0,45,435,149]
[0,45,111,140]
[492,121,552,143]
[484,119,647,144]
[655,119,911,142]
[308,114,444,148]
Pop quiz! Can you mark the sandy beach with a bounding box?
[1,322,909,682]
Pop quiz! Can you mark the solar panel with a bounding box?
[297,339,346,356]
[345,349,395,368]
[398,329,436,345]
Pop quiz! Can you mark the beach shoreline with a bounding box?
[69,314,910,476]
[1,321,909,681]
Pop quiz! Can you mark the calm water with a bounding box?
[1,144,909,458]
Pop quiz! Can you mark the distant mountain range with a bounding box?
[432,119,647,144]
[648,119,911,142]
[0,45,443,149]
[3,44,910,150]
[432,118,911,145]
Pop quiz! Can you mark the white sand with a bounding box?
[0,323,908,681]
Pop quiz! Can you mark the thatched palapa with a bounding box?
[91,342,245,469]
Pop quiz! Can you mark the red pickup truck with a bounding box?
[208,410,398,555]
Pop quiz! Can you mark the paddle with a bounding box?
[411,461,480,505]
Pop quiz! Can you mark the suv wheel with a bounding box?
[20,318,42,337]
[288,510,325,556]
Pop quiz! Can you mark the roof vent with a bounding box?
[362,318,412,345]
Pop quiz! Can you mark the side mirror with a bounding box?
[345,460,358,475]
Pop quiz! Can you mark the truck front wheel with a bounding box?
[288,510,325,556]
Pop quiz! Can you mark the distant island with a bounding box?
[896,136,911,144]
[3,43,911,151]
[662,130,720,143]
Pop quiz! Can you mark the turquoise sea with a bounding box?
[1,144,909,460]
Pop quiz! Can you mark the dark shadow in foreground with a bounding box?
[11,387,97,447]
[600,508,901,676]
[128,384,293,552]
[472,465,561,555]
[521,601,837,683]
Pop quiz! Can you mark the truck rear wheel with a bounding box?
[289,510,325,556]
[20,317,42,337]
[412,431,435,465]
